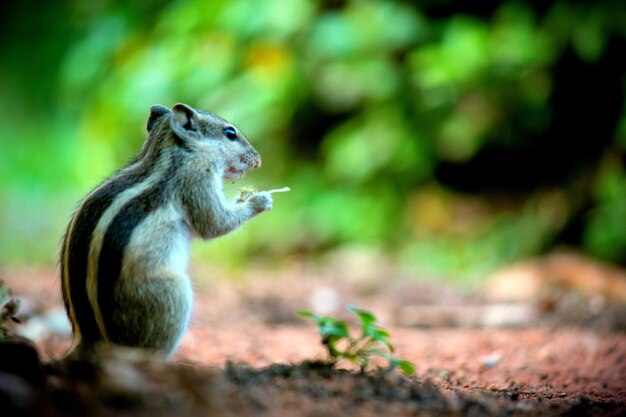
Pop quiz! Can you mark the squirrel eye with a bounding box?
[223,127,238,141]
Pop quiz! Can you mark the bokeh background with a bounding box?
[1,0,625,283]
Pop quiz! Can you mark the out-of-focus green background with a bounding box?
[1,0,625,282]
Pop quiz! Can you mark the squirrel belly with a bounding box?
[96,202,193,355]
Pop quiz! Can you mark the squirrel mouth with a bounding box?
[224,167,245,180]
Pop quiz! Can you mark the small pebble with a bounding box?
[480,353,501,369]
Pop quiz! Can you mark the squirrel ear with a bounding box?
[147,104,171,132]
[171,103,199,139]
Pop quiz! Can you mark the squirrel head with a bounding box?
[147,103,261,180]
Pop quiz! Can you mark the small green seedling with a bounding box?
[298,305,415,376]
[0,281,21,340]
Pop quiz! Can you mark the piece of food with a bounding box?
[236,186,258,203]
[267,187,291,194]
[236,186,290,203]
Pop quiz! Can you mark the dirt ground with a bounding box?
[1,252,625,416]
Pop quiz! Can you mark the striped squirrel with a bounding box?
[60,103,273,357]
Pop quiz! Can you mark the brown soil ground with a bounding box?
[1,254,625,416]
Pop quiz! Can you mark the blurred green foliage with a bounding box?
[0,0,625,280]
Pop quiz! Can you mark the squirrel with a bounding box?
[60,103,273,357]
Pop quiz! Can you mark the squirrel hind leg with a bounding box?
[102,274,193,357]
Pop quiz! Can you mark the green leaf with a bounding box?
[319,318,350,339]
[394,359,416,376]
[297,310,321,321]
[371,328,394,351]
[373,327,390,339]
[347,305,376,327]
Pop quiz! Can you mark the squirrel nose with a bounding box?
[242,151,261,169]
[251,151,261,168]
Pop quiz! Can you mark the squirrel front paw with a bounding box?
[247,191,273,213]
